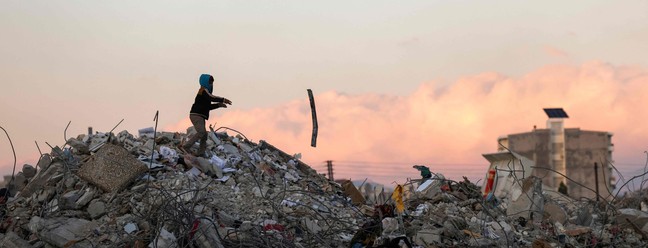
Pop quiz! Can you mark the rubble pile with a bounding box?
[2,128,648,247]
[365,174,648,248]
[0,129,364,248]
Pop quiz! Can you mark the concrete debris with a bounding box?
[21,164,37,179]
[380,217,398,236]
[0,231,34,248]
[19,162,64,198]
[341,179,365,206]
[506,176,544,223]
[2,129,364,247]
[3,128,648,247]
[543,201,568,224]
[87,200,106,219]
[617,208,648,234]
[35,217,97,247]
[346,169,648,248]
[67,137,90,155]
[77,143,148,193]
[138,127,155,138]
[564,226,591,237]
[36,154,52,170]
[8,172,27,196]
[124,223,138,234]
[414,228,442,245]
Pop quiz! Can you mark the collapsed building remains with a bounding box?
[0,126,647,247]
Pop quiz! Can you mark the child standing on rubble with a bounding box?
[182,74,232,157]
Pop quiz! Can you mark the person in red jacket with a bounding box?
[182,74,232,157]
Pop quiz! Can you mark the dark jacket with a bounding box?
[190,90,225,120]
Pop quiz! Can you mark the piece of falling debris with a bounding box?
[307,89,318,147]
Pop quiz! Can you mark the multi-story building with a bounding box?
[497,108,615,200]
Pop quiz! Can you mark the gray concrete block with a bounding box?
[415,228,443,246]
[61,190,81,210]
[37,217,97,248]
[77,144,148,193]
[0,231,34,248]
[74,188,96,208]
[544,202,567,224]
[67,138,89,155]
[194,219,224,248]
[37,154,52,171]
[88,201,106,219]
[20,163,64,198]
[22,164,37,179]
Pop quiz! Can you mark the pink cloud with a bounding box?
[165,61,648,186]
[544,46,570,59]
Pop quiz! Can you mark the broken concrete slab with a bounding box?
[481,151,534,199]
[36,154,52,170]
[60,190,82,210]
[617,208,648,232]
[415,175,447,200]
[149,227,176,248]
[20,162,64,198]
[77,143,148,192]
[340,180,365,206]
[221,143,241,156]
[543,202,567,224]
[381,217,398,236]
[574,206,594,226]
[194,219,225,248]
[414,228,443,246]
[303,218,323,234]
[35,187,55,203]
[22,164,37,179]
[88,132,111,152]
[564,226,591,236]
[34,217,97,248]
[0,232,34,248]
[196,157,223,178]
[74,188,96,208]
[138,127,155,138]
[506,176,544,222]
[8,172,27,195]
[87,200,106,219]
[66,137,90,154]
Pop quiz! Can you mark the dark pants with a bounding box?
[185,114,208,155]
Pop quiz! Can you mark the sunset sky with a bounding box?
[2,1,648,187]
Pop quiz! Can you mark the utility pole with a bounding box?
[594,162,600,202]
[326,160,334,181]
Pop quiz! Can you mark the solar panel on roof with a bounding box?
[543,108,569,118]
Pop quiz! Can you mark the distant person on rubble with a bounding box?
[181,74,232,157]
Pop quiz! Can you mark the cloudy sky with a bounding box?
[2,1,648,187]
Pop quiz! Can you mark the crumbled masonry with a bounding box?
[1,128,648,247]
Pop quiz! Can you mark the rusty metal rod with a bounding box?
[307,89,318,147]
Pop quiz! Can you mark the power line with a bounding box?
[321,169,485,177]
[314,165,487,172]
[332,160,486,166]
